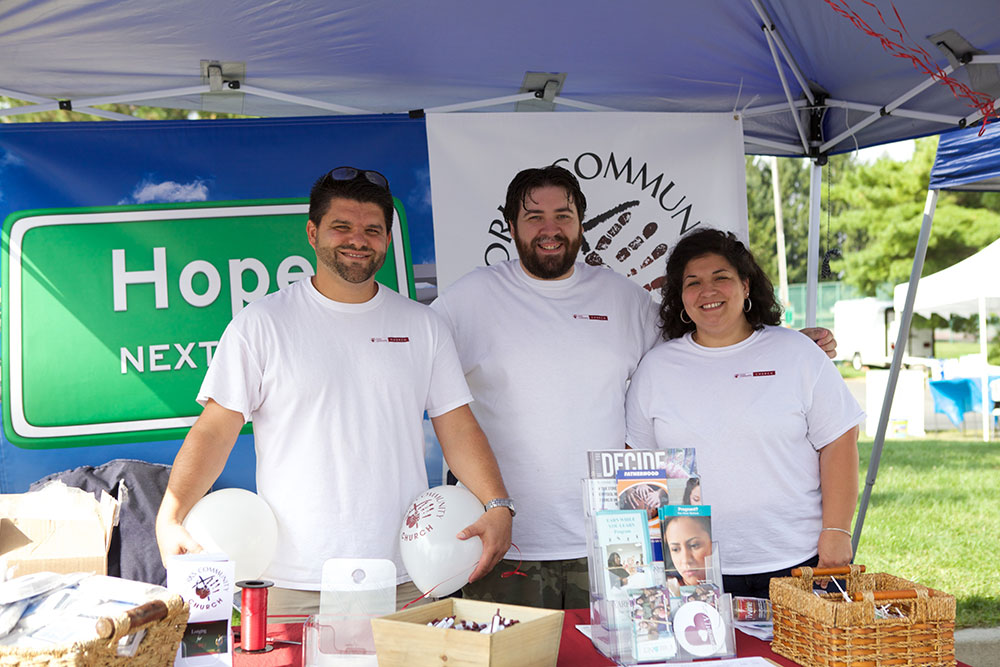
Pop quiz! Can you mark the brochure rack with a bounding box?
[582,478,736,664]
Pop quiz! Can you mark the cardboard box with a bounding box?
[0,482,119,577]
[371,598,563,667]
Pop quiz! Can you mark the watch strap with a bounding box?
[484,497,516,517]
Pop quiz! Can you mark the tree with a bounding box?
[746,155,813,285]
[827,137,1000,295]
[746,151,862,288]
[1,97,250,123]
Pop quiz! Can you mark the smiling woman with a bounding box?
[624,228,865,599]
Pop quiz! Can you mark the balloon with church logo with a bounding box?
[399,485,485,596]
[182,488,279,583]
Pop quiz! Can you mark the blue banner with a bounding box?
[0,115,433,492]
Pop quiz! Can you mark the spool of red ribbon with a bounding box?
[236,579,274,653]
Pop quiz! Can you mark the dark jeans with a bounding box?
[722,554,820,599]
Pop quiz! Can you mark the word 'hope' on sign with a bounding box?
[112,247,314,318]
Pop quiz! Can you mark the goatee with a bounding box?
[316,245,385,283]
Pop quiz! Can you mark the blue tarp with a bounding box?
[929,121,1000,191]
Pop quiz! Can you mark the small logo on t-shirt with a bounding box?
[572,314,609,321]
[370,336,410,343]
[734,370,776,379]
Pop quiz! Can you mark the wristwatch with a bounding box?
[484,497,516,517]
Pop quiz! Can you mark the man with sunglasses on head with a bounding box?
[156,167,512,616]
[431,165,836,610]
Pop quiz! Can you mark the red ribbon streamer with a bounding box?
[823,0,998,133]
[237,579,273,652]
[400,544,527,609]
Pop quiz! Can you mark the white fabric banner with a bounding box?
[427,112,748,293]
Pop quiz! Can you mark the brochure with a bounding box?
[616,469,671,561]
[594,510,654,594]
[657,505,713,589]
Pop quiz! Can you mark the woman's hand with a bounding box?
[817,529,854,569]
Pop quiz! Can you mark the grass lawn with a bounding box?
[934,340,982,358]
[836,361,866,379]
[853,436,1000,628]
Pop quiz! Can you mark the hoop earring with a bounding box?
[744,297,752,312]
[680,309,692,324]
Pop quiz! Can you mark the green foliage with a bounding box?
[746,156,814,285]
[747,137,1000,300]
[1,96,252,122]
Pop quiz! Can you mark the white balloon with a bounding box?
[182,488,278,583]
[399,485,484,597]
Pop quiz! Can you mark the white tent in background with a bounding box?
[893,237,1000,320]
[893,237,1000,441]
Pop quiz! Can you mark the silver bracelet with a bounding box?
[822,527,851,537]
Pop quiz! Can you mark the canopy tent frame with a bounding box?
[0,43,995,157]
[3,0,1000,556]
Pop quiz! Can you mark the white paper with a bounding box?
[167,553,234,667]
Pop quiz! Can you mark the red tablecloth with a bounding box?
[234,610,969,667]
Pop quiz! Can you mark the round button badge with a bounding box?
[673,600,725,657]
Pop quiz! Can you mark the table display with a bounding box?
[233,609,972,667]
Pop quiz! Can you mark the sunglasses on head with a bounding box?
[327,166,390,191]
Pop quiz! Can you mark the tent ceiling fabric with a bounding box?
[1,0,999,156]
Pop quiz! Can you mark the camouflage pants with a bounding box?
[460,557,590,610]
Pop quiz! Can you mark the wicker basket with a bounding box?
[770,565,955,667]
[0,593,189,667]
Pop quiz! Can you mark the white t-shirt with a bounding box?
[625,326,864,575]
[432,260,660,560]
[199,279,473,589]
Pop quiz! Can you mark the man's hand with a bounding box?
[817,529,854,569]
[155,399,244,568]
[801,327,837,358]
[457,507,513,583]
[155,518,205,567]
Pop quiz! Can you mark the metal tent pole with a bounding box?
[979,295,990,442]
[805,161,822,327]
[852,189,938,554]
[771,157,790,310]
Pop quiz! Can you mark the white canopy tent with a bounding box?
[892,210,1000,443]
[893,237,1000,320]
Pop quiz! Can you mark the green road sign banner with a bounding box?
[2,199,415,448]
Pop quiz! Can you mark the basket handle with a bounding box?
[95,599,169,639]
[849,590,919,602]
[790,565,866,577]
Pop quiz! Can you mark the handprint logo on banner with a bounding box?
[580,200,671,293]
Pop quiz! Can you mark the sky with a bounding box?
[852,138,916,164]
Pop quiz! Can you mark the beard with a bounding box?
[316,244,386,284]
[514,231,582,280]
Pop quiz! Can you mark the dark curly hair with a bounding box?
[658,228,781,341]
[503,165,587,230]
